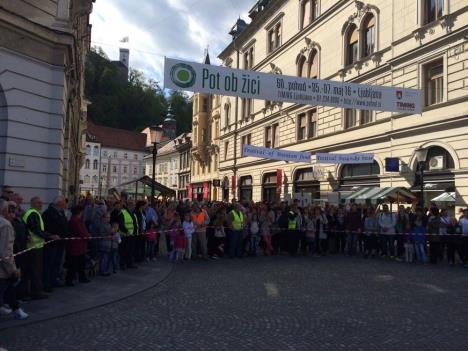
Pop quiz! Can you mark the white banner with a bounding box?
[164,57,422,114]
[243,144,311,163]
[316,152,374,164]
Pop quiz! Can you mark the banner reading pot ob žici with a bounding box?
[243,144,311,163]
[164,57,422,114]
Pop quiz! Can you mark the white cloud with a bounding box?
[90,0,253,85]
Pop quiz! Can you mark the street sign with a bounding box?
[164,57,422,114]
[385,157,400,172]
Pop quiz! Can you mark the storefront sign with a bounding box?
[243,144,311,163]
[276,169,282,195]
[316,152,374,164]
[203,182,209,200]
[164,57,422,114]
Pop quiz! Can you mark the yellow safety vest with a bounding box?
[288,211,297,230]
[121,209,135,237]
[22,208,45,249]
[231,210,244,231]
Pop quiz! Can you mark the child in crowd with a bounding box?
[145,222,158,261]
[259,209,273,255]
[182,212,195,260]
[412,216,427,263]
[403,224,413,263]
[174,229,187,262]
[304,209,316,256]
[212,211,226,259]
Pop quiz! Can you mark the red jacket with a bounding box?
[67,215,89,256]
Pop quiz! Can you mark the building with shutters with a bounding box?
[213,0,468,210]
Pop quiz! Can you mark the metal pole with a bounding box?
[233,42,240,201]
[420,162,424,208]
[151,142,157,206]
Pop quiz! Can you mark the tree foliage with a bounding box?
[85,47,192,134]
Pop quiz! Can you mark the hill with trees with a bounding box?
[85,47,192,134]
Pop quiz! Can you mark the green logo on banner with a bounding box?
[170,63,196,88]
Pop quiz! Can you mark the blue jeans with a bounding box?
[381,235,395,257]
[100,249,118,274]
[346,232,357,255]
[229,230,243,258]
[414,242,427,263]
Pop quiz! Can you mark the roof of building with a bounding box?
[87,122,146,152]
[148,132,192,157]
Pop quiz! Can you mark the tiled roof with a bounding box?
[87,122,146,151]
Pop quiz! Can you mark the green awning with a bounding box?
[345,187,416,203]
[431,192,456,202]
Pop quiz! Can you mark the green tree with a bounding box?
[85,47,192,134]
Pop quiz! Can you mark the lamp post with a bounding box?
[149,126,161,206]
[415,147,428,208]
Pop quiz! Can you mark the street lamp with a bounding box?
[149,125,161,206]
[415,147,429,208]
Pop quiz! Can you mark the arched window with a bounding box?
[224,103,231,127]
[345,24,359,65]
[307,50,319,79]
[93,145,99,156]
[85,159,90,169]
[93,160,98,169]
[85,145,91,155]
[361,15,375,58]
[424,146,455,171]
[297,55,307,77]
[340,161,380,190]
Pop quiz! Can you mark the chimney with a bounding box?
[119,48,130,68]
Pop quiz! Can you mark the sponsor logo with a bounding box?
[170,63,196,88]
[396,90,403,100]
[396,101,416,111]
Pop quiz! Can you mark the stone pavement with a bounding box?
[1,256,467,351]
[0,260,173,331]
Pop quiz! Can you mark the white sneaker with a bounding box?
[0,305,12,315]
[13,308,29,320]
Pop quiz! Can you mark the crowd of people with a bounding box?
[1,183,468,321]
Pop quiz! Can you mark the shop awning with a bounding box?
[431,192,456,202]
[345,187,416,203]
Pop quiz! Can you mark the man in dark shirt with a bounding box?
[42,196,69,292]
[345,204,362,256]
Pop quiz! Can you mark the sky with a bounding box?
[90,0,254,86]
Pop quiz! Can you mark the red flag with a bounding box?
[276,169,282,195]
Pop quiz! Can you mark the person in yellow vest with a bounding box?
[191,203,210,260]
[22,197,58,299]
[228,203,245,258]
[118,199,138,270]
[287,203,299,256]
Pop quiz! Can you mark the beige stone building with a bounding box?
[190,53,223,201]
[0,0,94,204]
[212,0,468,209]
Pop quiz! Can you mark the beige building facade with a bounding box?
[0,0,94,204]
[213,0,468,209]
[190,53,223,201]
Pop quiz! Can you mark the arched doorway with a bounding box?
[414,146,455,206]
[340,161,380,190]
[239,176,253,202]
[262,172,277,203]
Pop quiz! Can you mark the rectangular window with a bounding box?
[133,167,137,175]
[243,51,249,69]
[202,97,209,112]
[424,59,443,106]
[268,30,275,53]
[298,113,307,140]
[360,110,372,125]
[242,98,252,118]
[307,110,317,138]
[224,141,229,160]
[134,154,138,160]
[103,151,108,157]
[103,164,107,173]
[265,126,272,148]
[123,166,127,174]
[344,109,357,129]
[272,124,279,148]
[267,22,281,53]
[424,0,443,24]
[113,152,117,158]
[112,165,117,173]
[241,134,252,155]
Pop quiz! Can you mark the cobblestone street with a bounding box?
[1,256,467,351]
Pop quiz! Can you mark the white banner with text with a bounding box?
[316,152,374,164]
[243,144,311,163]
[164,57,422,113]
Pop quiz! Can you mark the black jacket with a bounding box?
[43,205,69,238]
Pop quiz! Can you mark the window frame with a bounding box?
[423,58,444,106]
